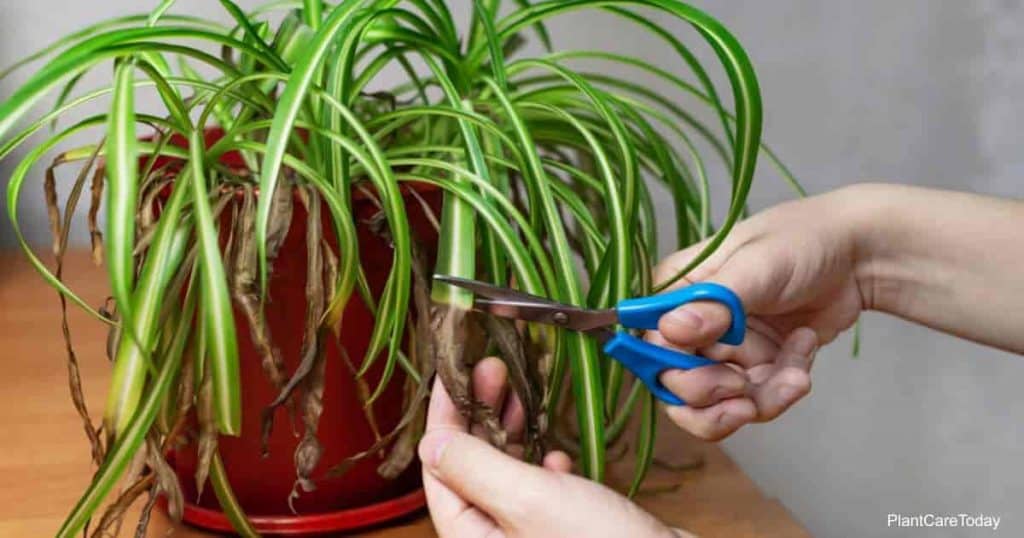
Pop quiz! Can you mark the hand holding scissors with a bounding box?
[434,275,746,406]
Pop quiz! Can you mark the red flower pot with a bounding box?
[153,129,436,535]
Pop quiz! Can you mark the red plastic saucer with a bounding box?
[176,488,426,535]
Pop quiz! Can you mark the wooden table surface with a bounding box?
[0,250,809,537]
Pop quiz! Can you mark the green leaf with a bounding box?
[303,0,323,29]
[189,129,241,435]
[105,59,139,328]
[148,0,178,27]
[628,391,657,497]
[0,13,225,82]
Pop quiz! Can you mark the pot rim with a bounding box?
[166,488,426,535]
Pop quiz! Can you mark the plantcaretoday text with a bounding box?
[887,513,1001,531]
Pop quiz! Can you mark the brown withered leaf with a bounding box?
[122,439,150,501]
[43,162,61,255]
[265,171,294,262]
[154,245,200,334]
[231,186,287,391]
[321,237,338,302]
[325,368,434,480]
[356,184,384,212]
[291,343,325,510]
[433,304,507,449]
[323,239,383,443]
[406,186,440,232]
[321,268,434,480]
[146,436,184,522]
[378,235,435,478]
[134,176,175,257]
[135,159,178,232]
[90,474,152,538]
[221,190,242,289]
[102,297,120,363]
[132,488,159,538]
[281,187,329,510]
[342,345,383,442]
[326,231,436,481]
[376,340,424,478]
[481,315,545,462]
[137,177,172,239]
[261,187,326,461]
[88,166,104,265]
[326,356,430,480]
[163,348,196,452]
[49,144,106,466]
[195,360,217,502]
[525,330,554,395]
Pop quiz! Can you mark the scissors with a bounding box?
[433,275,747,406]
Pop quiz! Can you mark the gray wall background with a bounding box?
[1,2,1021,537]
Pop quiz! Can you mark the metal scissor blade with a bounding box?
[432,275,564,306]
[433,275,619,332]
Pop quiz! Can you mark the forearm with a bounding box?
[848,183,1024,354]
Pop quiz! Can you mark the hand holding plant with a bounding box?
[419,357,688,538]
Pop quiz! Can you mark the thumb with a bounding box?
[655,242,774,349]
[419,430,554,524]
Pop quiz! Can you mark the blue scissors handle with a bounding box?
[603,334,717,406]
[616,282,745,345]
[607,283,747,406]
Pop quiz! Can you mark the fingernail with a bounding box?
[791,328,817,356]
[418,431,455,469]
[668,308,703,333]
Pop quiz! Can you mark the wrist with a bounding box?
[829,182,910,313]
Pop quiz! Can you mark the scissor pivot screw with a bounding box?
[551,312,570,325]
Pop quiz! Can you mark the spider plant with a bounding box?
[1,0,801,536]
